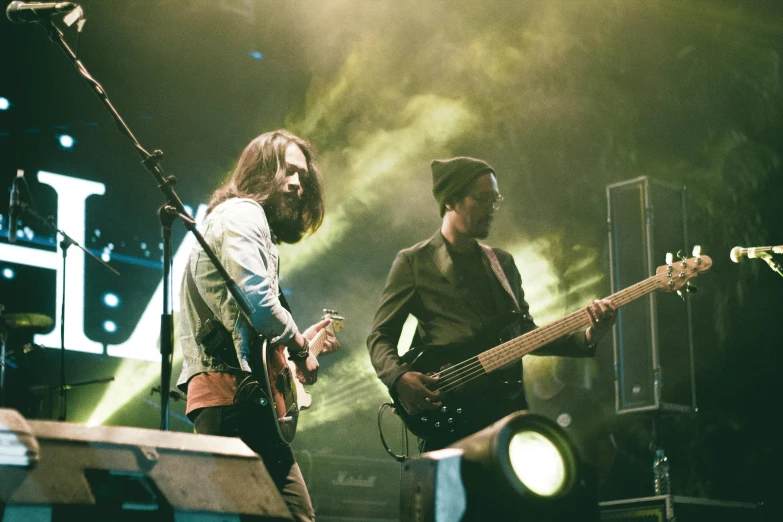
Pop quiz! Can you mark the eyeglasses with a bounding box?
[469,193,504,209]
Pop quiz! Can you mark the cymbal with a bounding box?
[2,313,54,331]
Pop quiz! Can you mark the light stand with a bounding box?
[30,15,259,430]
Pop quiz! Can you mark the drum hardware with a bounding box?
[2,313,55,332]
[1,307,53,410]
[6,173,119,422]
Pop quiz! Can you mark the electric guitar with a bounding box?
[253,309,343,444]
[287,310,345,410]
[391,253,712,441]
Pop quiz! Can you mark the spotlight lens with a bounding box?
[0,97,9,110]
[508,431,566,497]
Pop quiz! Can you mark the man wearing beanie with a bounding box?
[366,156,617,452]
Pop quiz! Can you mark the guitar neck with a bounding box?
[308,324,334,358]
[478,275,662,373]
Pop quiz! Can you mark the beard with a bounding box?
[266,193,306,244]
[470,216,493,239]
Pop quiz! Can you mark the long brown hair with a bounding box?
[207,130,325,235]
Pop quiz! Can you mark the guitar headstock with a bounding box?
[322,308,345,333]
[655,246,712,295]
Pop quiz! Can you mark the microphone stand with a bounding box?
[29,376,116,421]
[0,304,6,408]
[757,252,783,279]
[33,18,259,430]
[14,201,119,421]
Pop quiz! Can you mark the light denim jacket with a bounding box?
[177,198,299,392]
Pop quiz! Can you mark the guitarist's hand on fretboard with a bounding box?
[293,317,342,385]
[320,329,340,354]
[302,317,341,355]
[584,298,617,345]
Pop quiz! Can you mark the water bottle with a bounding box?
[652,448,671,495]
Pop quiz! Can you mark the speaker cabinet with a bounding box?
[0,411,291,521]
[600,495,762,522]
[606,177,696,414]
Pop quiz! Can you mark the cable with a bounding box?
[377,402,408,462]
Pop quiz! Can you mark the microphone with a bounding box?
[7,171,22,244]
[730,245,783,263]
[6,1,78,24]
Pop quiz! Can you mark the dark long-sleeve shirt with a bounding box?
[367,232,595,392]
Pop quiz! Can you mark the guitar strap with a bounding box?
[186,261,263,404]
[185,261,235,359]
[480,244,526,390]
[185,261,215,332]
[186,254,292,350]
[480,244,521,313]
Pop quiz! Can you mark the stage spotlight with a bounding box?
[400,411,598,522]
[508,430,567,497]
[0,97,9,110]
[57,134,75,149]
[2,267,15,280]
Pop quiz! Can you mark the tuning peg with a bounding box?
[686,282,697,293]
[666,252,673,265]
[676,289,685,301]
[677,250,685,260]
[692,245,701,257]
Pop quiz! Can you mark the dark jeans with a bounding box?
[192,402,314,522]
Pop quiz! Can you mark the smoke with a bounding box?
[278,1,625,269]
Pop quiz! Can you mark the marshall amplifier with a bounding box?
[295,451,400,521]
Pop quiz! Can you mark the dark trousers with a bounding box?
[192,402,314,522]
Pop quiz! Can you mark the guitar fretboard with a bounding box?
[309,324,335,357]
[478,275,663,373]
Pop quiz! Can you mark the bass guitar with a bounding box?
[391,253,712,441]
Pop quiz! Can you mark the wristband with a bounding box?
[288,338,310,361]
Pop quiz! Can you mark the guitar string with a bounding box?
[433,278,662,394]
[434,277,662,391]
[435,308,594,395]
[433,305,636,395]
[308,322,335,357]
[430,277,664,396]
[435,275,657,381]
